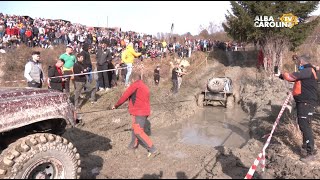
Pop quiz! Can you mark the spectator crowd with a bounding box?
[0,13,247,56]
[12,12,249,110]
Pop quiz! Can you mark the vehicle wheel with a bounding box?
[207,78,225,93]
[197,94,204,108]
[226,95,234,109]
[0,133,81,179]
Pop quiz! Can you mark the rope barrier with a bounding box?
[244,93,292,179]
[186,56,208,75]
[78,99,195,114]
[1,64,144,83]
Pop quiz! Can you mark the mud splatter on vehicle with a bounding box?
[0,87,81,179]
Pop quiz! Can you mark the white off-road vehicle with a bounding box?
[197,77,235,108]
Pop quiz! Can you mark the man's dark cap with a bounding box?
[32,51,40,55]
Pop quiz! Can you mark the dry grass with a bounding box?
[282,43,320,72]
[284,121,302,146]
[0,43,209,93]
[0,45,209,107]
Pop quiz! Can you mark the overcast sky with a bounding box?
[1,1,320,36]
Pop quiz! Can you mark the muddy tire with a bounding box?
[0,133,81,179]
[197,94,204,107]
[207,78,225,93]
[226,95,234,109]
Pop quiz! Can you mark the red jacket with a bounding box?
[25,30,32,38]
[12,27,19,36]
[6,27,13,36]
[115,80,150,116]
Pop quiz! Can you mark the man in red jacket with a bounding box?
[112,72,159,158]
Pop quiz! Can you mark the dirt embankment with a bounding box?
[233,67,320,178]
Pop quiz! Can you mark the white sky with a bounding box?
[1,1,320,36]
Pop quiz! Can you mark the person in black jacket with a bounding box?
[80,43,92,83]
[48,59,67,92]
[278,54,318,163]
[96,40,112,91]
[154,65,160,85]
[171,63,179,94]
[73,53,97,109]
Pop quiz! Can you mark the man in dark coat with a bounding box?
[48,59,67,92]
[154,65,160,85]
[80,43,92,83]
[96,40,112,91]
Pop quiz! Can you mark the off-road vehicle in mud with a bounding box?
[0,87,81,179]
[197,77,235,108]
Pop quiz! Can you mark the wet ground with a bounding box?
[153,106,250,149]
[61,90,251,179]
[3,47,320,179]
[64,102,252,179]
[59,55,260,179]
[6,49,319,179]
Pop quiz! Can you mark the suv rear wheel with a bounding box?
[0,133,81,179]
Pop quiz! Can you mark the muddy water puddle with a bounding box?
[154,106,250,149]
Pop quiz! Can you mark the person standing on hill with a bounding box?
[278,54,318,163]
[96,40,112,91]
[59,45,76,96]
[171,63,180,94]
[80,43,93,88]
[48,58,67,92]
[24,51,44,88]
[73,53,97,109]
[154,65,160,86]
[121,42,141,87]
[177,65,187,89]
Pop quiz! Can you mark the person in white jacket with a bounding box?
[24,51,45,88]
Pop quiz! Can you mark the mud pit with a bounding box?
[61,51,320,179]
[154,107,250,149]
[63,106,253,179]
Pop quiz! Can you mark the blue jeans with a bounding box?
[125,63,133,86]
